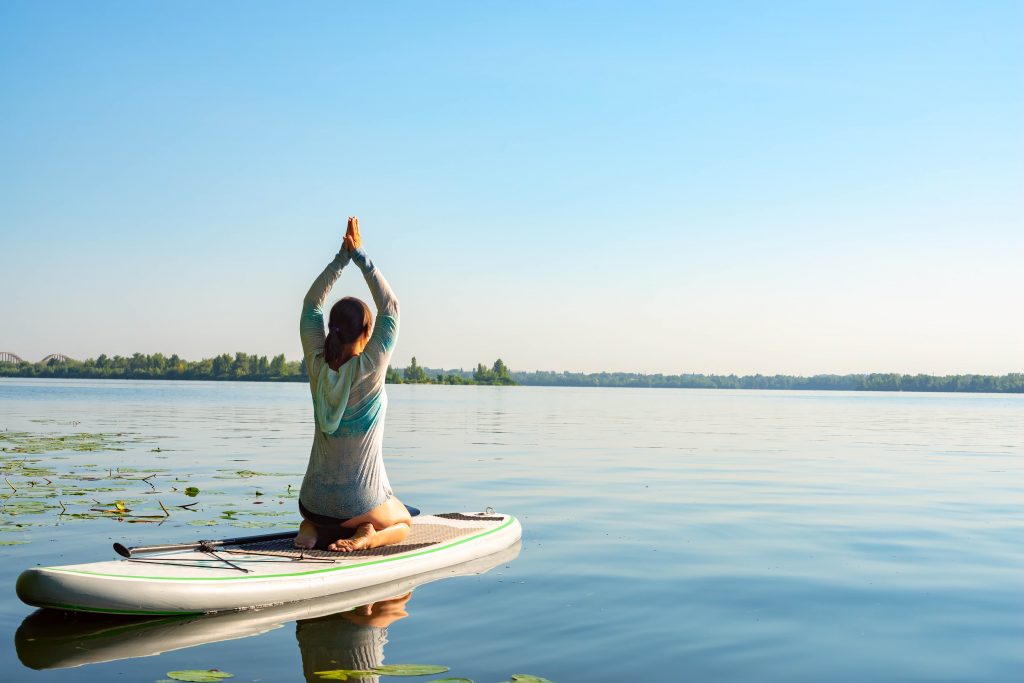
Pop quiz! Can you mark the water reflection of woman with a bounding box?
[295,592,413,683]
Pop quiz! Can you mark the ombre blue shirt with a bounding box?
[298,248,399,519]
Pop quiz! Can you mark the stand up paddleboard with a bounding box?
[17,542,521,670]
[17,511,521,616]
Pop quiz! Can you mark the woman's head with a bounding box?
[325,297,372,369]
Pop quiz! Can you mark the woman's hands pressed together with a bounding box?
[342,216,363,253]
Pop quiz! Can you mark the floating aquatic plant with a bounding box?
[0,431,131,454]
[373,664,450,676]
[164,670,234,682]
[0,429,300,544]
[213,468,300,479]
[316,664,450,680]
[227,519,284,528]
[314,669,376,681]
[1,500,53,515]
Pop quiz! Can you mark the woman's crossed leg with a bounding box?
[329,495,412,552]
[294,496,413,552]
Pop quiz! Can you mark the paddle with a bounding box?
[114,531,295,558]
[113,503,421,557]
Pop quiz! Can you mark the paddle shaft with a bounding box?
[112,504,420,557]
[114,531,297,558]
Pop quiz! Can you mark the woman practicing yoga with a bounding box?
[295,216,411,552]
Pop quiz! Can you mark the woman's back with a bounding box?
[298,245,399,521]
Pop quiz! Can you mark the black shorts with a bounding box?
[298,500,352,541]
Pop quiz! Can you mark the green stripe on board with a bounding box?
[44,516,517,582]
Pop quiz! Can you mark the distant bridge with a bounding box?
[0,352,76,364]
[40,353,75,364]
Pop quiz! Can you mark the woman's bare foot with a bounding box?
[328,523,375,552]
[327,521,411,552]
[294,520,318,549]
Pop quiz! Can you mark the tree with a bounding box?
[403,357,429,383]
[151,353,167,375]
[473,363,492,383]
[492,358,512,384]
[473,359,515,385]
[211,354,231,378]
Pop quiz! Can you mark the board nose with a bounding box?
[16,568,52,610]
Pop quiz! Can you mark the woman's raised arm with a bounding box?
[299,249,350,373]
[344,218,399,362]
[351,249,399,320]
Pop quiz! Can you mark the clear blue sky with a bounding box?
[2,1,1022,374]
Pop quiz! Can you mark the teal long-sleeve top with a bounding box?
[298,248,400,519]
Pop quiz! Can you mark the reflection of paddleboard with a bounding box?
[17,542,521,671]
[16,512,521,616]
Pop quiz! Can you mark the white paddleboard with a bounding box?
[17,542,522,670]
[17,512,521,616]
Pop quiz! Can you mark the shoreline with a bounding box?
[2,372,1022,394]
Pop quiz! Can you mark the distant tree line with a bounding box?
[0,352,305,381]
[0,353,517,386]
[1,354,1020,392]
[508,370,1024,393]
[387,357,514,385]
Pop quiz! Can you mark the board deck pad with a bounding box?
[233,522,485,559]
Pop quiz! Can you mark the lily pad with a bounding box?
[503,677,555,683]
[184,487,200,497]
[428,679,473,683]
[214,468,298,479]
[1,500,51,515]
[373,664,450,676]
[166,670,234,682]
[0,431,130,454]
[314,669,377,681]
[227,519,285,529]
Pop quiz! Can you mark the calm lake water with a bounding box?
[1,378,1022,682]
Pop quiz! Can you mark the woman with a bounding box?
[295,216,411,552]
